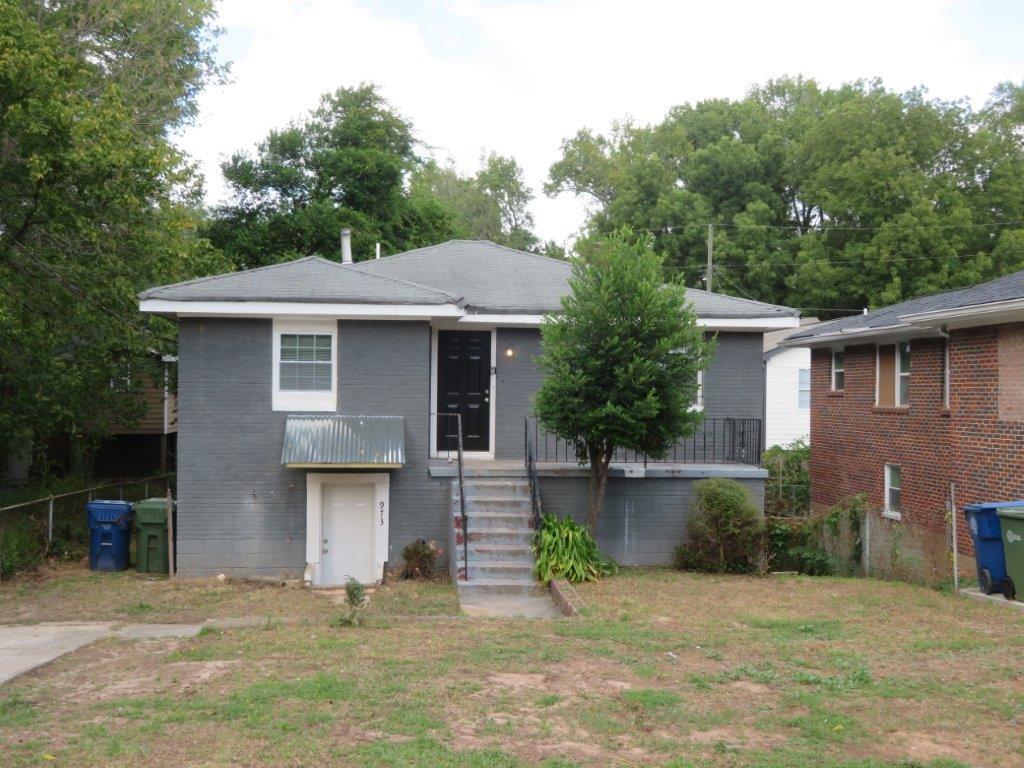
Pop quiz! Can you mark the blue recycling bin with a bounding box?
[964,501,1024,594]
[87,500,133,571]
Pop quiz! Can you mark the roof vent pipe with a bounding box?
[340,229,353,264]
[375,242,381,260]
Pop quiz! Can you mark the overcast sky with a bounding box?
[177,0,1024,250]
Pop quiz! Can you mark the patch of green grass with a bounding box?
[123,601,156,615]
[535,693,562,708]
[743,616,845,641]
[0,693,38,727]
[713,661,780,685]
[621,688,682,711]
[792,667,873,692]
[351,736,521,768]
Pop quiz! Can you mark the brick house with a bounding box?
[784,270,1024,556]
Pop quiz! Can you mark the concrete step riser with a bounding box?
[459,515,532,532]
[460,484,530,499]
[467,564,535,580]
[464,499,532,514]
[456,582,542,597]
[460,530,534,546]
[461,547,534,565]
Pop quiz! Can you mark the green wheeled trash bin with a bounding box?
[133,498,170,574]
[996,506,1024,601]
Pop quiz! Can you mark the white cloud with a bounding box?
[178,0,1019,248]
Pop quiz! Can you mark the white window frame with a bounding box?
[884,464,902,520]
[797,368,810,409]
[692,370,704,411]
[896,340,911,406]
[272,318,337,412]
[831,349,845,391]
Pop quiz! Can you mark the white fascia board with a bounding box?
[899,298,1024,329]
[780,323,944,349]
[457,313,547,327]
[697,316,800,332]
[139,299,463,319]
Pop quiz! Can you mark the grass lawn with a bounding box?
[1,568,1023,767]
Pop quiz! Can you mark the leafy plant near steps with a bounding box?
[533,513,617,585]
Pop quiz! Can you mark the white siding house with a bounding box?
[763,319,818,448]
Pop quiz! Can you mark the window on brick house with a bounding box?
[272,319,337,412]
[831,350,845,391]
[884,464,902,520]
[798,368,810,408]
[876,341,911,407]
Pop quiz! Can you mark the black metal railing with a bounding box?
[524,417,763,467]
[524,417,542,531]
[436,412,469,581]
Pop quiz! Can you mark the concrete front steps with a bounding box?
[449,478,543,598]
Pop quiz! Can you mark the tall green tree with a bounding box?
[0,0,226,468]
[411,152,544,252]
[535,228,715,534]
[207,84,461,268]
[547,77,1024,313]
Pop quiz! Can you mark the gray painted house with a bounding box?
[140,239,799,587]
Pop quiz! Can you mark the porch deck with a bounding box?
[428,458,767,479]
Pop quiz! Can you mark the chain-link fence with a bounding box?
[0,476,172,580]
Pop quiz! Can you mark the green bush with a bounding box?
[401,538,440,579]
[763,439,810,515]
[330,576,368,627]
[674,478,764,574]
[533,513,617,585]
[767,518,835,576]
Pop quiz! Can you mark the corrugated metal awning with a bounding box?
[281,415,405,468]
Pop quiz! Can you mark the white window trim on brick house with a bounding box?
[831,348,845,391]
[798,368,810,409]
[272,318,337,412]
[884,463,902,521]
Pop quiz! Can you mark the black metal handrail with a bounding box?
[524,416,542,531]
[524,417,763,466]
[436,412,469,581]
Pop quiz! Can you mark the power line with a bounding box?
[641,220,1024,234]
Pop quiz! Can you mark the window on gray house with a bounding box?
[279,334,333,391]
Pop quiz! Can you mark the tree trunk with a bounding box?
[586,443,612,537]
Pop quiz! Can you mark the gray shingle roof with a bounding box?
[140,240,798,318]
[788,269,1024,342]
[139,256,458,305]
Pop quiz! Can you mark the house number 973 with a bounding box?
[379,501,385,526]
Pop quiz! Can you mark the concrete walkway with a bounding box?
[961,587,1024,611]
[0,617,279,685]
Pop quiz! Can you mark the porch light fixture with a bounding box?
[504,346,516,359]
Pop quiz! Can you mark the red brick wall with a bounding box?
[810,325,1024,556]
[810,338,951,531]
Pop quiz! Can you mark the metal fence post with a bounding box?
[47,496,54,550]
[950,483,959,595]
[144,480,149,499]
[863,511,871,577]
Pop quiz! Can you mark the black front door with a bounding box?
[437,330,491,452]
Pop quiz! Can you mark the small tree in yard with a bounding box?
[535,228,715,535]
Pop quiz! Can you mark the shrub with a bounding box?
[674,478,764,574]
[533,513,617,585]
[767,518,835,576]
[763,439,810,515]
[401,538,440,579]
[330,576,368,627]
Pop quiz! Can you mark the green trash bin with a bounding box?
[996,506,1024,601]
[133,498,170,574]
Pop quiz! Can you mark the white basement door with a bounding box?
[321,483,376,585]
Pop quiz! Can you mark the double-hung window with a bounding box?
[798,368,810,409]
[884,464,902,520]
[693,370,704,410]
[897,341,911,405]
[272,319,337,411]
[831,350,845,391]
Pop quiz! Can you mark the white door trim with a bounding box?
[429,325,496,460]
[305,472,390,586]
